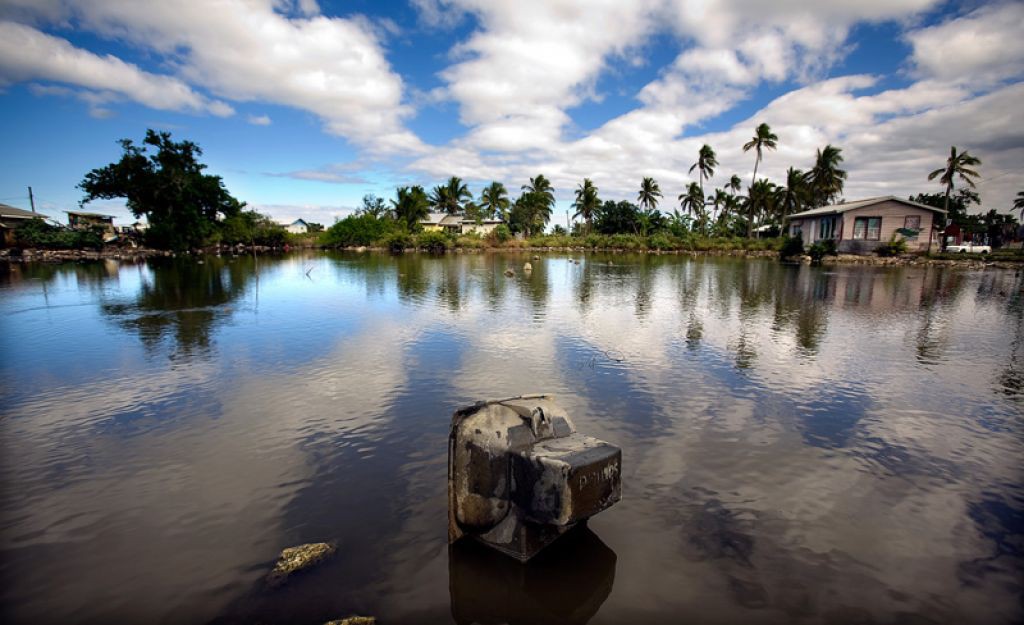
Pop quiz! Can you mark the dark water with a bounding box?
[1,252,1021,625]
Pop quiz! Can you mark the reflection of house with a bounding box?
[67,210,116,233]
[1,203,48,246]
[785,197,944,254]
[285,219,309,234]
[420,212,504,235]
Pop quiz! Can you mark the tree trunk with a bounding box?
[747,158,759,238]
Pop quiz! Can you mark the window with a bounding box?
[853,217,881,241]
[790,220,802,237]
[901,215,921,240]
[818,215,838,240]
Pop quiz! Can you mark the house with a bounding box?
[784,196,945,254]
[285,219,310,234]
[420,212,505,235]
[67,210,116,233]
[0,203,48,246]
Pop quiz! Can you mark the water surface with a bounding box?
[1,252,1021,624]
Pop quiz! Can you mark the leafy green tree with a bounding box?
[479,181,510,220]
[359,194,390,219]
[573,178,600,234]
[910,189,978,228]
[219,210,287,246]
[321,212,395,247]
[391,185,430,231]
[689,144,718,202]
[928,146,982,216]
[746,179,778,233]
[517,174,555,235]
[637,177,662,211]
[594,200,641,235]
[306,222,324,233]
[742,123,778,236]
[806,144,847,207]
[79,129,244,250]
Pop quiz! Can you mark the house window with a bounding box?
[901,215,921,240]
[853,217,881,241]
[790,220,802,237]
[818,215,838,240]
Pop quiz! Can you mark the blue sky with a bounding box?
[0,0,1021,227]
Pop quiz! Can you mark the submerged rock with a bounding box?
[504,269,515,277]
[324,617,375,625]
[523,261,532,272]
[267,542,336,585]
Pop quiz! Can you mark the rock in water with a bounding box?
[523,262,532,272]
[504,269,515,277]
[325,617,375,625]
[267,542,336,585]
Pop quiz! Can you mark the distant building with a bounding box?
[784,196,945,254]
[67,210,116,232]
[285,219,310,234]
[420,212,505,235]
[0,203,48,246]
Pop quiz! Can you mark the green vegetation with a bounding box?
[780,235,805,259]
[15,218,103,249]
[928,146,981,216]
[807,239,838,263]
[217,210,287,246]
[79,130,244,250]
[875,236,909,257]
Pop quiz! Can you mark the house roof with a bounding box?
[66,210,115,219]
[420,212,447,225]
[786,196,947,220]
[461,218,503,224]
[289,219,308,226]
[0,203,47,220]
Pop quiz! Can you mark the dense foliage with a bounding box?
[15,219,103,249]
[79,130,244,250]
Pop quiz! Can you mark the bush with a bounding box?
[875,237,908,257]
[415,229,450,253]
[648,232,682,250]
[15,219,104,249]
[380,231,413,253]
[491,224,512,244]
[321,213,396,247]
[780,235,804,259]
[455,234,486,249]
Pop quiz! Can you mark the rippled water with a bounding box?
[1,252,1021,625]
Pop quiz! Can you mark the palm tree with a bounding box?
[637,177,662,211]
[806,144,847,207]
[573,178,600,234]
[777,167,808,224]
[709,188,730,226]
[742,123,778,236]
[391,185,430,231]
[727,174,743,196]
[431,176,471,214]
[1014,190,1024,219]
[679,182,707,233]
[689,144,718,201]
[746,179,778,234]
[928,146,982,215]
[479,181,510,221]
[521,174,555,236]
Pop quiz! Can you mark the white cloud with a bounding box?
[906,2,1024,87]
[0,20,234,116]
[9,0,423,154]
[247,114,272,126]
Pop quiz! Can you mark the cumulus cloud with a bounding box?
[906,2,1024,87]
[0,20,234,116]
[247,114,272,126]
[8,0,423,153]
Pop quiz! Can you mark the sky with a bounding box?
[0,0,1021,228]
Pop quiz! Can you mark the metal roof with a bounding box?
[0,203,48,220]
[66,210,116,218]
[786,196,947,220]
[421,212,447,224]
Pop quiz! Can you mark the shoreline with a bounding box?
[2,245,1020,269]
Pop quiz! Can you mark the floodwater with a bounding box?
[1,252,1021,625]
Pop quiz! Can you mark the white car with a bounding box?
[945,243,991,254]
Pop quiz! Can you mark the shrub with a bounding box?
[416,229,450,253]
[320,213,395,247]
[15,219,104,249]
[875,237,908,257]
[491,224,512,244]
[779,235,804,259]
[380,231,413,253]
[455,234,486,249]
[648,232,681,250]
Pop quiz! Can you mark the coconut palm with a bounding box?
[727,174,743,196]
[573,178,600,234]
[479,181,510,221]
[430,176,471,214]
[679,182,707,233]
[806,144,847,207]
[637,177,662,211]
[777,167,808,223]
[521,174,555,235]
[742,123,778,236]
[928,146,982,216]
[391,185,430,231]
[689,144,718,201]
[746,179,778,234]
[1014,190,1024,218]
[709,188,730,226]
